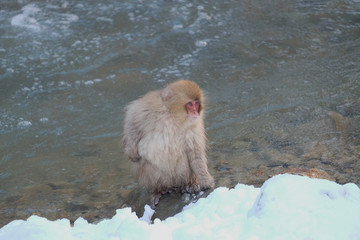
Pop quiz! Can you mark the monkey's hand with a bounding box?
[198,175,215,190]
[128,149,141,162]
[185,173,215,193]
[184,177,214,193]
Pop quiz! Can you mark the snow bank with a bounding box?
[1,174,360,240]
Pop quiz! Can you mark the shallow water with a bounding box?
[1,0,360,226]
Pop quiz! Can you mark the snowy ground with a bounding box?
[1,174,360,240]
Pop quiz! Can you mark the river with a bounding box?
[0,0,359,226]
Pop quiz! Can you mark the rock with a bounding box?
[302,142,332,162]
[328,111,347,133]
[274,168,335,181]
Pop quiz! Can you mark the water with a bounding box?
[1,0,360,226]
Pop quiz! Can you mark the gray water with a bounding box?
[1,0,360,226]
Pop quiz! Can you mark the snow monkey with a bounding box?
[123,80,215,207]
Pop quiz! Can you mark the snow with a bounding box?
[1,174,360,240]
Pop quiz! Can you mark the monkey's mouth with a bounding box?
[188,114,199,121]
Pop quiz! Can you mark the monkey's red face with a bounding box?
[186,100,200,121]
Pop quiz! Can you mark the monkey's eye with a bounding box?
[186,100,200,109]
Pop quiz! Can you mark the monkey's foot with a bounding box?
[150,188,177,208]
[183,184,201,194]
[160,188,174,194]
[150,193,162,209]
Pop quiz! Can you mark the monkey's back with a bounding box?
[123,90,193,191]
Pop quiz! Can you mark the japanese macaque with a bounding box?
[123,80,215,208]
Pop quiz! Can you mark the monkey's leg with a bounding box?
[160,188,174,194]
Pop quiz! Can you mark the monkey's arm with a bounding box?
[186,140,215,190]
[123,91,164,163]
[123,121,143,162]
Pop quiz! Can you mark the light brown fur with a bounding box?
[123,80,214,206]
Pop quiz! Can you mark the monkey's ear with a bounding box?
[161,88,173,102]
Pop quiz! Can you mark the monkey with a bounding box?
[123,80,215,208]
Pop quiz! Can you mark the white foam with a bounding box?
[40,118,49,123]
[10,3,79,33]
[17,120,32,128]
[96,17,113,23]
[173,24,183,29]
[195,40,207,47]
[84,80,94,86]
[11,4,42,31]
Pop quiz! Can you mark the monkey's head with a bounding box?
[161,80,204,126]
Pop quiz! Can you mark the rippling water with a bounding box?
[1,0,360,226]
